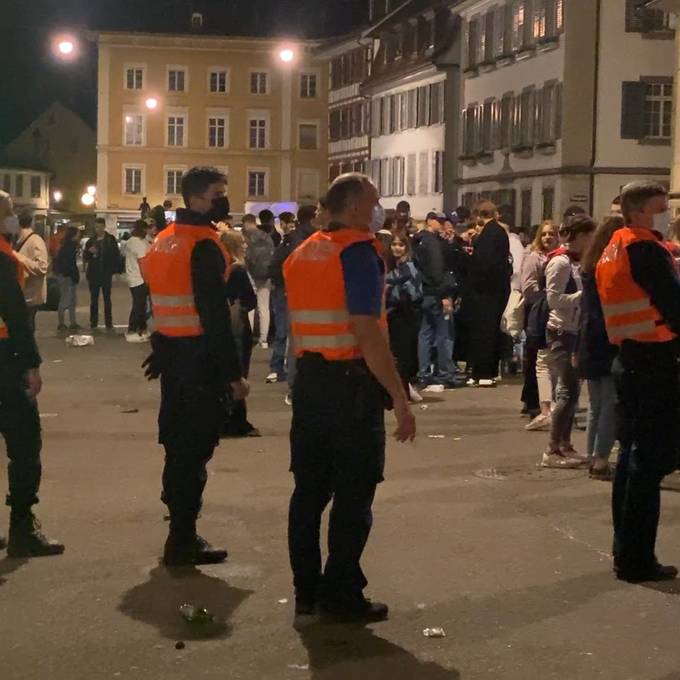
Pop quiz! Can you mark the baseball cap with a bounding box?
[563,204,586,219]
[426,211,447,222]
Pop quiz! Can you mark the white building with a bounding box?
[0,166,51,234]
[454,0,675,225]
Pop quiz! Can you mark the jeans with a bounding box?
[270,285,288,377]
[89,277,113,328]
[586,376,617,461]
[128,284,149,334]
[56,274,77,327]
[248,280,271,343]
[546,329,581,448]
[417,295,454,383]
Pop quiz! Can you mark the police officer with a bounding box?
[0,191,63,557]
[143,167,249,566]
[596,180,680,583]
[284,173,417,622]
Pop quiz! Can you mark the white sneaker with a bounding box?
[478,379,496,388]
[260,342,269,350]
[541,451,588,469]
[408,384,423,403]
[466,378,478,388]
[125,333,148,344]
[423,384,445,394]
[284,394,293,407]
[265,372,279,384]
[526,413,551,431]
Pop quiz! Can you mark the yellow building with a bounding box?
[91,31,328,226]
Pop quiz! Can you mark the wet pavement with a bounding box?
[2,281,680,680]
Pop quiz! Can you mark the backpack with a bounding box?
[245,231,275,282]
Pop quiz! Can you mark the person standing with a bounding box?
[284,173,416,622]
[125,220,151,343]
[14,211,48,333]
[578,215,623,480]
[597,181,680,583]
[243,214,275,348]
[84,218,119,331]
[266,211,297,384]
[464,201,511,387]
[142,167,249,566]
[139,197,151,219]
[413,211,455,386]
[386,232,423,399]
[541,215,595,468]
[53,224,81,332]
[259,209,282,247]
[0,191,63,557]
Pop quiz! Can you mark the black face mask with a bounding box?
[208,196,230,222]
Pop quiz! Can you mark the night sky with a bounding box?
[0,0,367,146]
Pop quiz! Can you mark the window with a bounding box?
[329,109,341,141]
[168,68,186,92]
[124,114,144,146]
[209,69,229,93]
[418,152,429,195]
[250,72,268,94]
[380,158,390,196]
[167,115,186,146]
[370,159,381,188]
[166,169,184,195]
[520,188,532,227]
[407,89,417,128]
[248,171,267,197]
[15,175,24,197]
[533,4,547,40]
[538,81,562,144]
[2,174,10,193]
[556,0,564,32]
[391,157,405,196]
[481,100,494,152]
[494,6,507,57]
[249,118,268,149]
[299,123,319,150]
[432,151,444,194]
[511,1,526,51]
[542,186,555,221]
[467,18,479,70]
[483,11,495,63]
[399,93,408,130]
[417,85,430,127]
[625,0,672,33]
[519,88,535,147]
[371,99,381,137]
[208,116,227,148]
[382,96,390,135]
[406,154,417,196]
[430,82,445,125]
[30,175,41,198]
[645,81,673,139]
[124,167,143,195]
[125,66,144,90]
[300,73,318,98]
[462,105,478,157]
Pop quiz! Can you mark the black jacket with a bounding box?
[467,220,511,297]
[413,230,446,296]
[269,221,315,288]
[53,238,80,284]
[84,233,120,283]
[577,272,618,380]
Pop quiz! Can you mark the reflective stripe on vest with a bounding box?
[596,226,677,346]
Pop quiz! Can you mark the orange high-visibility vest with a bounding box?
[596,226,677,346]
[142,223,231,337]
[0,237,25,340]
[284,228,386,361]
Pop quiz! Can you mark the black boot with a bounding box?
[163,520,227,567]
[7,512,64,558]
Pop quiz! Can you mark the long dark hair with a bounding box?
[581,214,625,275]
[385,230,412,272]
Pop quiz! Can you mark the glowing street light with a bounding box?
[125,115,133,124]
[81,193,95,207]
[87,185,96,196]
[145,97,159,110]
[53,190,63,203]
[52,34,79,61]
[58,40,74,55]
[279,48,295,64]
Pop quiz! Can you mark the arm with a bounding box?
[546,256,581,311]
[628,241,680,335]
[16,237,48,277]
[521,252,544,304]
[191,241,246,392]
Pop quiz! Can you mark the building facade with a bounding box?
[454,0,675,226]
[0,166,52,234]
[362,1,461,218]
[93,31,328,226]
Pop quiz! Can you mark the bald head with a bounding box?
[324,172,379,231]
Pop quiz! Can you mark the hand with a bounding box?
[142,353,161,381]
[442,298,453,315]
[89,246,98,255]
[393,400,416,443]
[25,368,42,400]
[570,353,578,369]
[230,378,250,401]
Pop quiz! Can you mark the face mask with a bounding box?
[208,196,230,222]
[2,215,19,236]
[653,209,672,237]
[369,204,385,234]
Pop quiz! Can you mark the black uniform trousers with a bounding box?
[612,349,680,574]
[89,276,113,328]
[288,353,386,603]
[159,373,223,534]
[0,378,42,513]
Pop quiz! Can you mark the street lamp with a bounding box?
[145,97,159,110]
[81,193,95,207]
[279,48,295,64]
[87,185,96,196]
[52,34,79,61]
[53,190,63,203]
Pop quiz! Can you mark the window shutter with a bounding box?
[625,0,643,32]
[485,12,495,62]
[621,81,647,139]
[407,154,417,195]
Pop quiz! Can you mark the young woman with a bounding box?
[521,220,558,430]
[125,220,150,342]
[385,232,423,401]
[542,215,596,468]
[220,230,259,437]
[53,225,81,332]
[578,215,624,480]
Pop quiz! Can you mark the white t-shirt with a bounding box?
[125,236,150,288]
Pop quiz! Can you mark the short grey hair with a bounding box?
[325,173,375,215]
[620,181,668,222]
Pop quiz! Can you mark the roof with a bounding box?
[89,30,322,48]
